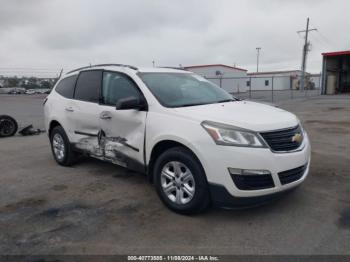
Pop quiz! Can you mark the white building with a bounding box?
[248,70,321,91]
[184,65,321,93]
[184,64,248,93]
[309,73,322,89]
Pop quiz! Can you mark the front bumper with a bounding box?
[209,182,299,208]
[197,132,311,201]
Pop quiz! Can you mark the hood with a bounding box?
[172,101,299,132]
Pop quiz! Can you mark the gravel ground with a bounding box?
[0,94,349,255]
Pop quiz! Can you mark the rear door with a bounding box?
[98,71,147,172]
[68,70,102,153]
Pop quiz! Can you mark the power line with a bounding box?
[309,33,333,51]
[309,21,338,50]
[316,31,337,49]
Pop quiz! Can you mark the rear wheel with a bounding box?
[154,147,210,214]
[50,126,77,166]
[0,115,18,137]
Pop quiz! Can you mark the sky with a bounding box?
[0,0,349,77]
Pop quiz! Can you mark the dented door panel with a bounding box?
[69,100,101,143]
[98,105,147,171]
[72,70,148,172]
[73,105,147,172]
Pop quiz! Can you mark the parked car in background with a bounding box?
[7,90,21,94]
[44,64,311,214]
[24,89,51,95]
[25,89,36,95]
[0,87,25,94]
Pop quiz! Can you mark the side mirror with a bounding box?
[116,96,146,110]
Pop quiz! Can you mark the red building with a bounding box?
[322,51,350,94]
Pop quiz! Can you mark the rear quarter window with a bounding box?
[55,75,77,99]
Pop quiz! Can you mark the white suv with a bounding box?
[44,64,310,214]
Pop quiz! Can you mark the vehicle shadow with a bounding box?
[75,155,307,220]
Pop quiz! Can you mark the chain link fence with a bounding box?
[206,75,322,103]
[1,71,323,103]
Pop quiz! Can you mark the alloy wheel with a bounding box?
[52,133,65,161]
[160,161,196,205]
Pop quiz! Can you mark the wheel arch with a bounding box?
[48,120,62,138]
[147,139,206,183]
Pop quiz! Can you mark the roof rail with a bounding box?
[66,64,138,75]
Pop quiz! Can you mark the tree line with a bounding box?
[0,76,57,89]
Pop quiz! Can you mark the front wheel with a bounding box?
[153,147,210,214]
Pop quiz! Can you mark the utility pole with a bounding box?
[298,17,317,91]
[256,47,261,72]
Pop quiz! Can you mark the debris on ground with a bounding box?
[0,115,45,137]
[18,125,45,136]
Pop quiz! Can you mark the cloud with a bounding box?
[32,0,215,50]
[0,0,349,76]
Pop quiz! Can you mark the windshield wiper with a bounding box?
[177,99,237,107]
[216,99,235,103]
[179,102,209,107]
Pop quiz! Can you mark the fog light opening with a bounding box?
[228,168,271,176]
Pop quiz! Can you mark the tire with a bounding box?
[0,115,18,137]
[153,147,210,214]
[50,125,77,166]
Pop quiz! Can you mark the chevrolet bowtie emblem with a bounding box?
[292,133,302,143]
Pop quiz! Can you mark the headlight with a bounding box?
[298,120,306,135]
[201,121,267,148]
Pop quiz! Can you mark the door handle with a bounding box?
[65,106,74,112]
[100,111,112,120]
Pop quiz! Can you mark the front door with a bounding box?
[98,71,147,172]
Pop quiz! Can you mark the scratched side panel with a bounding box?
[74,108,147,173]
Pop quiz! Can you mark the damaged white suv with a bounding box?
[44,64,310,214]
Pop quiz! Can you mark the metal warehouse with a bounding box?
[248,70,321,91]
[184,64,321,94]
[184,64,248,93]
[322,50,350,94]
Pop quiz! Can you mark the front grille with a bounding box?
[231,174,275,190]
[278,164,308,185]
[260,125,303,152]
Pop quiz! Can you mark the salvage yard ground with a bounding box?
[0,94,349,254]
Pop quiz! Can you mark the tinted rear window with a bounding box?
[74,70,102,103]
[55,75,77,99]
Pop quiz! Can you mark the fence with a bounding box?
[206,75,322,103]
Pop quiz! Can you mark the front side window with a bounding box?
[102,71,141,106]
[55,75,77,99]
[138,72,234,108]
[74,70,102,103]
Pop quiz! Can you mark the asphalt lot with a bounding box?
[0,94,46,130]
[0,94,349,255]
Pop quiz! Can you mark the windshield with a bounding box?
[138,72,235,108]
